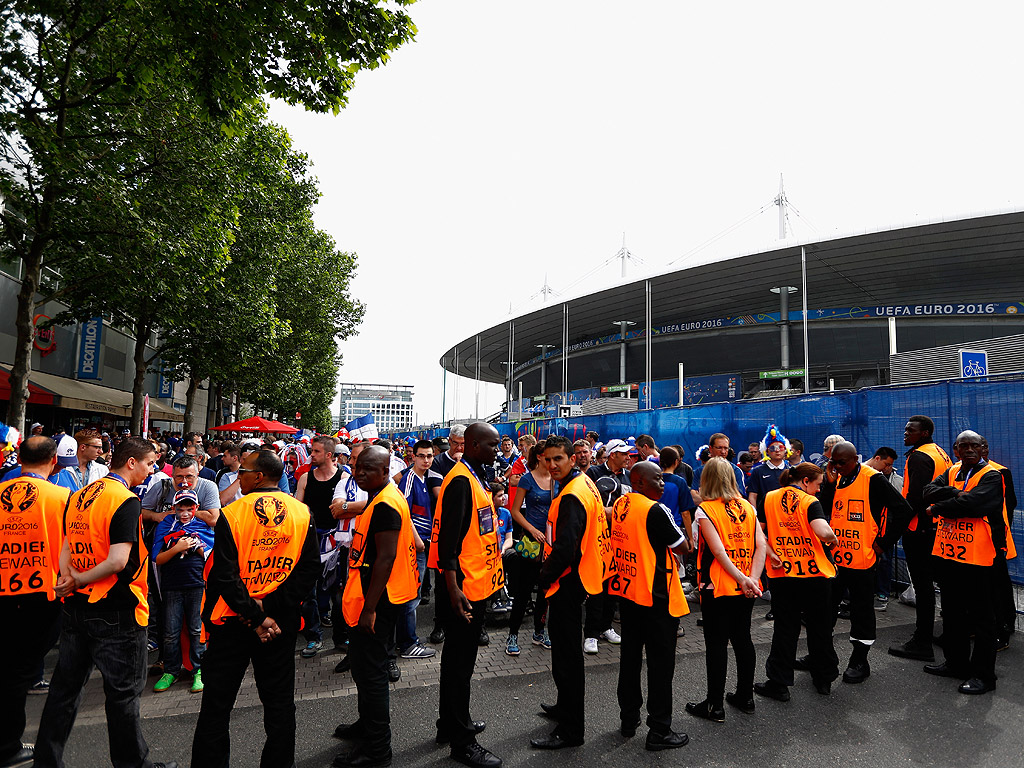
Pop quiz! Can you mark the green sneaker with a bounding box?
[153,672,177,692]
[190,669,204,693]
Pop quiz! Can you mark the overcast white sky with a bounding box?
[269,2,1024,427]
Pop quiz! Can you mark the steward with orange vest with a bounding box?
[191,449,319,768]
[818,442,913,685]
[333,447,418,766]
[889,415,954,663]
[611,462,693,750]
[35,438,180,768]
[985,453,1018,650]
[531,436,611,751]
[0,437,69,768]
[922,431,1011,694]
[689,457,768,723]
[755,462,841,702]
[432,424,504,767]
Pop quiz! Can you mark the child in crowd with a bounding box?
[151,489,215,694]
[490,482,514,613]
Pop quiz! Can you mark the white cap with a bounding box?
[56,435,79,467]
[604,439,631,454]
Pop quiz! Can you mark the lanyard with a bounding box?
[461,459,490,494]
[22,471,49,481]
[106,473,130,489]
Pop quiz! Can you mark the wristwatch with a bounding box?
[342,501,349,512]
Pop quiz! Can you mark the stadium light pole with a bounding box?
[611,320,636,395]
[770,286,797,389]
[801,247,810,394]
[535,344,551,396]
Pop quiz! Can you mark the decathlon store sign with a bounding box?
[76,317,103,380]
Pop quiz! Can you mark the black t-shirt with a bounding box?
[305,466,343,530]
[431,451,459,479]
[69,496,143,612]
[645,500,686,602]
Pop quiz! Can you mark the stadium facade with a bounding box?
[441,211,1024,418]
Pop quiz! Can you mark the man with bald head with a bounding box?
[430,422,503,767]
[922,430,1013,695]
[332,446,418,768]
[818,441,912,684]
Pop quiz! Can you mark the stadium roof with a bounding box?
[442,210,1024,385]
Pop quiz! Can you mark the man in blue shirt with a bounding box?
[690,433,746,505]
[747,435,790,517]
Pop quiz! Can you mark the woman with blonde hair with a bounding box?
[687,457,767,722]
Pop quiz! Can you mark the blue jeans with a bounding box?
[34,603,154,768]
[163,587,205,676]
[397,547,428,651]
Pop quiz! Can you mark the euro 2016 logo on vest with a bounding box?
[254,496,287,527]
[725,498,747,524]
[781,489,799,516]
[0,481,37,514]
[614,497,630,523]
[76,482,104,512]
[834,500,844,513]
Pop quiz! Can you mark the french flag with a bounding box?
[345,413,378,441]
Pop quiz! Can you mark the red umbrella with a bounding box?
[211,416,297,433]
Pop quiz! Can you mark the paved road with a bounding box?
[23,601,1023,767]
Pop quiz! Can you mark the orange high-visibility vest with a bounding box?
[544,472,611,597]
[342,482,420,626]
[208,491,310,625]
[609,493,687,616]
[932,462,1013,566]
[698,496,758,597]
[65,476,149,625]
[0,474,69,600]
[764,486,837,579]
[904,442,952,531]
[428,462,504,601]
[831,464,882,570]
[983,460,1017,560]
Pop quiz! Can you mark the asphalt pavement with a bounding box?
[21,601,1024,768]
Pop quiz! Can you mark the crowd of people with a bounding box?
[0,414,1017,768]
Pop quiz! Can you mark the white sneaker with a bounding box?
[600,628,622,645]
[583,637,599,654]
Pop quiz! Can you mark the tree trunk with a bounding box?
[6,255,41,431]
[129,317,153,435]
[184,374,200,433]
[213,381,224,426]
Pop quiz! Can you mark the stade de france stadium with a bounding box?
[440,210,1024,417]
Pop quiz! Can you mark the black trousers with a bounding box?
[191,620,298,768]
[936,558,997,683]
[35,604,152,768]
[583,581,616,639]
[348,601,400,759]
[507,555,546,636]
[830,566,877,644]
[546,581,586,742]
[0,595,60,762]
[436,577,489,748]
[993,551,1016,636]
[902,528,937,642]
[616,599,679,733]
[765,577,838,687]
[700,593,755,705]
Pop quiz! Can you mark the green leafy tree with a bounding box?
[1,0,415,429]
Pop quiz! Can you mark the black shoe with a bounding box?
[764,611,774,621]
[429,628,445,644]
[792,654,812,671]
[958,677,996,695]
[436,721,486,744]
[813,679,831,695]
[923,662,969,679]
[387,659,400,682]
[450,742,502,767]
[725,692,755,714]
[421,594,431,605]
[322,615,334,628]
[620,718,641,737]
[995,633,1010,652]
[836,602,851,620]
[685,700,725,722]
[0,746,33,768]
[333,721,367,740]
[152,763,178,768]
[645,729,689,751]
[842,661,870,684]
[888,638,935,661]
[334,656,352,674]
[332,749,392,768]
[754,680,790,702]
[530,734,583,750]
[538,702,560,720]
[478,629,489,647]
